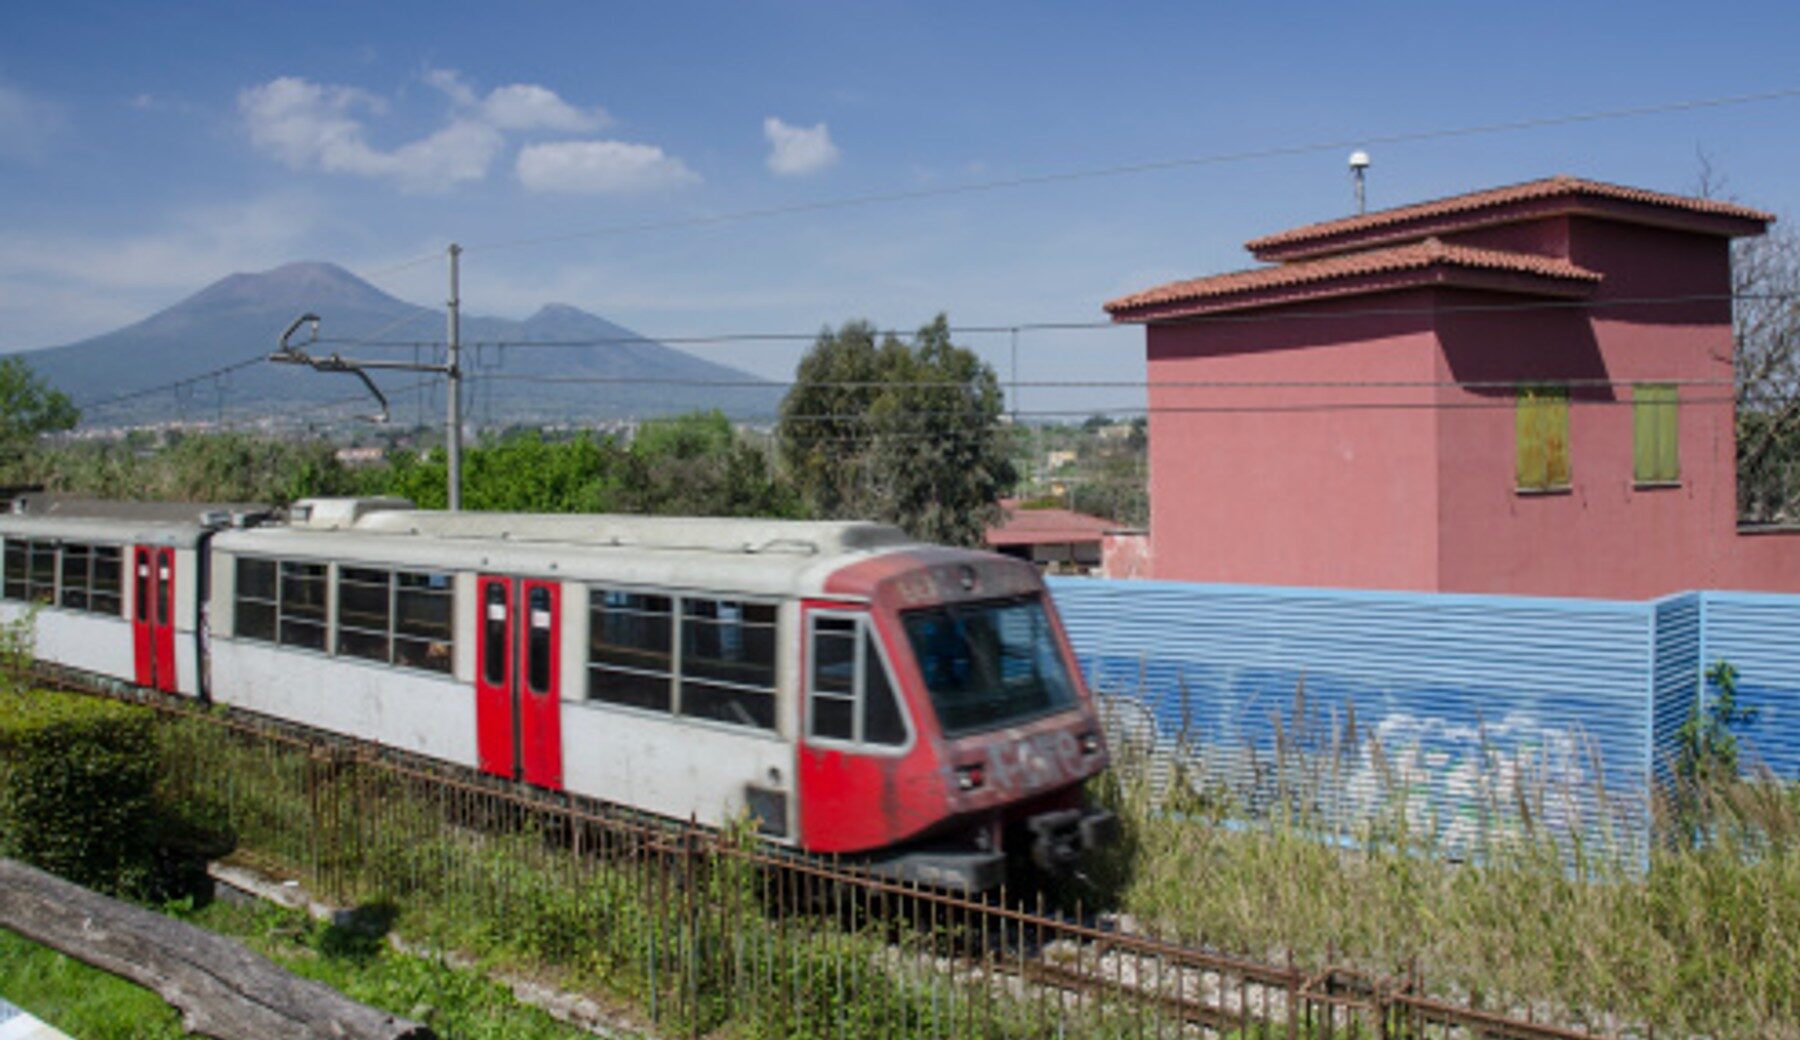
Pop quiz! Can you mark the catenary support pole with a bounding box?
[446,243,463,512]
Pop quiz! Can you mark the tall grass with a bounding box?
[150,707,1170,1040]
[1095,689,1800,1038]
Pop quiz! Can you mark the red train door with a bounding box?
[153,548,177,693]
[474,575,564,789]
[132,546,153,686]
[131,546,178,692]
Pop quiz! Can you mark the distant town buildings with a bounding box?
[333,445,387,467]
[1108,176,1800,597]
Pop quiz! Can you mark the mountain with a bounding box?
[16,262,782,428]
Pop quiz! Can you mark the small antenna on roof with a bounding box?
[1348,150,1371,214]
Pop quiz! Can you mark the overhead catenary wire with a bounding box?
[79,376,444,429]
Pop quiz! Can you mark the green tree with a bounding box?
[780,315,1016,545]
[0,357,78,475]
[366,414,800,518]
[23,431,354,504]
[1733,221,1800,522]
[619,411,803,518]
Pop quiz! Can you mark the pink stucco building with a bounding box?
[1106,176,1800,598]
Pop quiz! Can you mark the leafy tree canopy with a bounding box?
[779,315,1016,546]
[0,357,78,470]
[376,412,801,518]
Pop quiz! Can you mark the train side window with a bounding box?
[330,565,454,673]
[588,588,673,713]
[59,543,90,611]
[91,546,122,616]
[394,570,454,674]
[2,540,26,601]
[483,583,508,686]
[526,586,552,694]
[337,566,392,664]
[861,630,907,746]
[27,542,56,605]
[679,598,776,730]
[234,557,277,642]
[809,615,910,748]
[277,561,327,651]
[809,617,857,741]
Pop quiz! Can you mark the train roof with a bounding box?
[0,495,269,546]
[211,498,941,599]
[287,497,914,556]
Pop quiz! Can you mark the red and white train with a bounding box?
[0,495,1114,889]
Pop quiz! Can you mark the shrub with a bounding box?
[0,689,159,894]
[0,608,34,693]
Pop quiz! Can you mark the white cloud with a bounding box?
[482,83,605,132]
[425,69,606,132]
[239,72,607,192]
[516,140,700,194]
[762,116,839,176]
[422,68,477,107]
[0,82,65,161]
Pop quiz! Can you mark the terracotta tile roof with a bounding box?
[1104,238,1600,317]
[1247,175,1773,257]
[985,500,1120,547]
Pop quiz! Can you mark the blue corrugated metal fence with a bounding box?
[1046,578,1800,864]
[1697,592,1800,780]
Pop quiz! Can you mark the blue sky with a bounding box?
[3,0,1799,414]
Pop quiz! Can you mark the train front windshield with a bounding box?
[901,594,1078,736]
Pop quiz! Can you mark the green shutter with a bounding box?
[1633,384,1679,484]
[1516,385,1570,490]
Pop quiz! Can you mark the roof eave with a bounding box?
[1107,266,1598,325]
[1250,195,1772,263]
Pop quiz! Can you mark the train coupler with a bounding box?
[1026,805,1118,872]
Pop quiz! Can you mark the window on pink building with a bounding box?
[1516,385,1571,491]
[1633,384,1679,485]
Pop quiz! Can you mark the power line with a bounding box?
[474,372,1740,393]
[769,395,1743,425]
[460,85,1800,256]
[73,354,269,412]
[311,289,1799,353]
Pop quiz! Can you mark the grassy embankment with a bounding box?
[2,901,612,1040]
[1089,725,1800,1038]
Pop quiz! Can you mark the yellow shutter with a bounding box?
[1516,385,1570,490]
[1633,384,1679,484]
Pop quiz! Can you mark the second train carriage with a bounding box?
[1,496,1115,889]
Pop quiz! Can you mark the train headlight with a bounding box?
[956,764,986,791]
[1078,731,1102,755]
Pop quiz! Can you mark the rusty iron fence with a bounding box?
[64,673,1615,1040]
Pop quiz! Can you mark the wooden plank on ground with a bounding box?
[0,859,434,1040]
